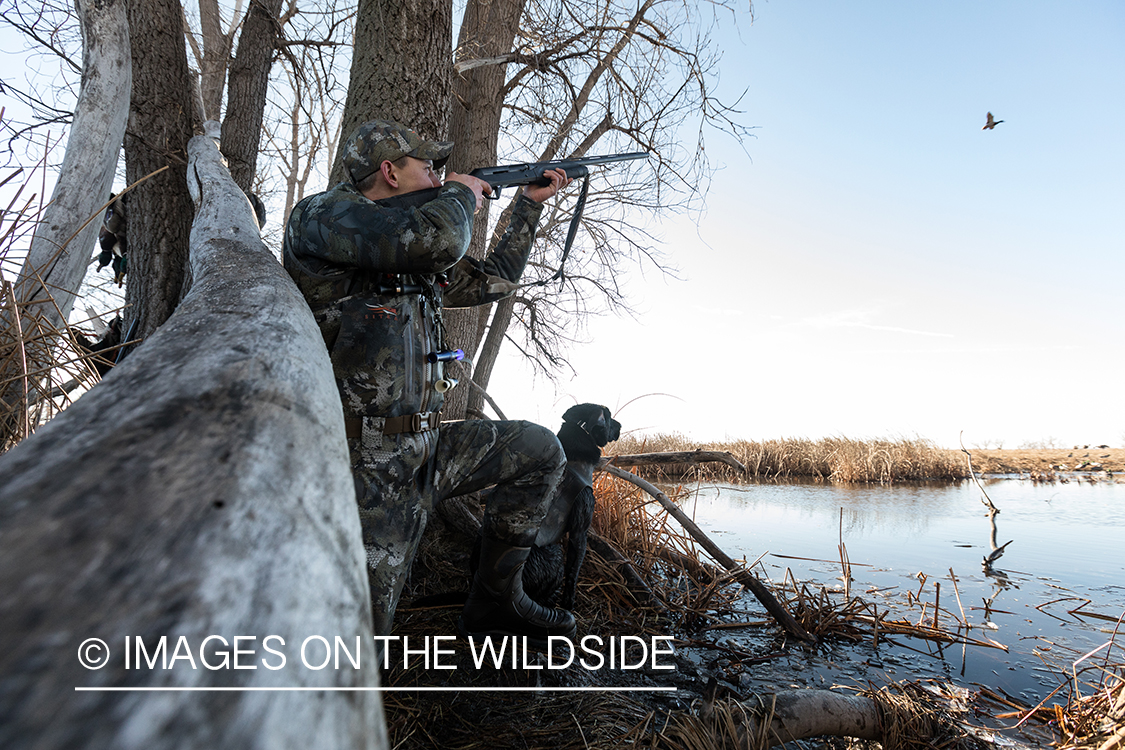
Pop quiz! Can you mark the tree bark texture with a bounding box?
[459,292,515,417]
[221,0,285,194]
[441,0,528,419]
[124,0,199,340]
[196,0,233,119]
[330,0,453,185]
[0,123,386,750]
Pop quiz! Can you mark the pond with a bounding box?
[678,476,1125,712]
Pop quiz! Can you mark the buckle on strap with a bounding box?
[344,412,441,438]
[383,410,441,435]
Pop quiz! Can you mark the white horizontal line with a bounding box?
[74,686,676,693]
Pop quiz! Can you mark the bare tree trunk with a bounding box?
[195,0,242,119]
[330,0,453,184]
[463,293,515,416]
[11,0,131,321]
[221,0,284,193]
[440,0,528,420]
[731,690,882,748]
[0,123,386,750]
[0,0,131,444]
[123,0,199,341]
[687,688,960,749]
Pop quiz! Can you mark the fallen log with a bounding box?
[599,464,816,643]
[669,685,970,749]
[604,450,747,475]
[0,123,386,749]
[670,692,909,750]
[738,689,882,747]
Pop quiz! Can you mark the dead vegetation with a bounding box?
[988,620,1125,750]
[0,168,128,453]
[384,472,1091,749]
[607,433,968,483]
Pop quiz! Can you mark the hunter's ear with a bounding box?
[380,160,398,188]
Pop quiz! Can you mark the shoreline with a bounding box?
[969,447,1124,476]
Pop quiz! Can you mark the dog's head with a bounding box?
[562,403,621,448]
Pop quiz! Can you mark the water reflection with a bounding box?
[681,477,1125,705]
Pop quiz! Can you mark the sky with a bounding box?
[489,1,1125,449]
[2,2,1121,450]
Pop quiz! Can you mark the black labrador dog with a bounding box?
[490,403,621,610]
[422,404,621,613]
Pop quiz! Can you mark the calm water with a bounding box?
[679,477,1125,708]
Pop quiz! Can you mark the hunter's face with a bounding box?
[393,157,442,193]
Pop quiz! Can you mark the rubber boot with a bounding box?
[458,537,577,644]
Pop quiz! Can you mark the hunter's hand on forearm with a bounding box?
[525,168,571,203]
[445,173,492,212]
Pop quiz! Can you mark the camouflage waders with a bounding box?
[352,418,563,636]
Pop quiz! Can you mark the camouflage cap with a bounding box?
[342,120,454,185]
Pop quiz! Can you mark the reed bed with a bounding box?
[608,432,968,483]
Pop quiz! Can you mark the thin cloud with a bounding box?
[804,309,954,338]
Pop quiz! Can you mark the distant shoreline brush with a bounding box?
[604,436,1125,483]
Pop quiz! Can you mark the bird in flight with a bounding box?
[982,112,1004,130]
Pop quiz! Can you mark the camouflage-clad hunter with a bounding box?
[283,119,576,641]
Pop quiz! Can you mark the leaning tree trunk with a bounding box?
[123,0,199,341]
[329,0,452,184]
[1,0,130,442]
[0,123,387,750]
[11,0,131,320]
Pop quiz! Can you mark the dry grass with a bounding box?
[0,166,126,453]
[608,433,968,483]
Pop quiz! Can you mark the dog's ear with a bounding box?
[602,407,622,442]
[562,403,584,425]
[564,403,602,428]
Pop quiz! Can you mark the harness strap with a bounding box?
[344,411,442,439]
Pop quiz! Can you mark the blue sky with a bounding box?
[3,1,1120,448]
[491,1,1125,448]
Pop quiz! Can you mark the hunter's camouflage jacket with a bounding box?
[282,180,544,421]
